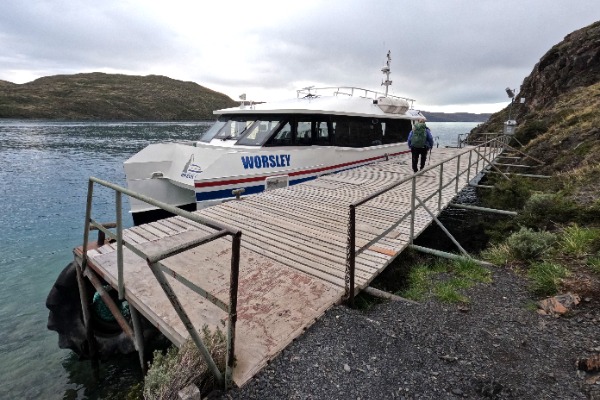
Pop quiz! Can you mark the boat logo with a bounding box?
[181,154,203,179]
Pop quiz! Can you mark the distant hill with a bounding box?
[0,73,238,120]
[421,111,491,122]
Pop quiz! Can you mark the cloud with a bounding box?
[1,0,598,112]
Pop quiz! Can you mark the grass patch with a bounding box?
[527,262,569,296]
[587,255,600,275]
[560,224,600,257]
[480,243,513,266]
[434,281,469,303]
[397,258,491,303]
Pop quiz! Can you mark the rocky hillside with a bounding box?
[0,73,238,120]
[472,21,600,189]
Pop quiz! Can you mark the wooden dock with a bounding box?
[79,142,505,387]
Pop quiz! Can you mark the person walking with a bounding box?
[407,119,434,173]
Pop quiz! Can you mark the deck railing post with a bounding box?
[116,191,124,300]
[226,231,241,390]
[74,261,99,376]
[129,305,146,374]
[455,154,461,193]
[82,180,94,270]
[347,205,356,306]
[437,163,444,212]
[410,176,416,243]
[467,150,473,184]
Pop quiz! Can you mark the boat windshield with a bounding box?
[236,119,282,146]
[198,117,258,142]
[198,120,226,142]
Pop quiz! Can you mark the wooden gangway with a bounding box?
[77,138,507,388]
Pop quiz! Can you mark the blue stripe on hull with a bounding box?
[195,175,318,202]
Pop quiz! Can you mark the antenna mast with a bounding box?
[381,50,392,97]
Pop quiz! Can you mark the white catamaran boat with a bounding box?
[125,52,426,224]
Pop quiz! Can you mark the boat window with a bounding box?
[331,117,384,147]
[296,121,312,146]
[382,119,411,144]
[236,119,281,146]
[267,122,293,146]
[315,121,330,145]
[198,120,227,142]
[214,118,256,141]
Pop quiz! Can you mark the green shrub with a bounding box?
[481,175,531,211]
[506,227,557,261]
[144,326,227,400]
[480,243,513,266]
[518,192,578,228]
[527,261,569,296]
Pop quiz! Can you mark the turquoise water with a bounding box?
[0,120,478,399]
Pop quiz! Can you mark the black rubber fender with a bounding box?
[46,262,158,360]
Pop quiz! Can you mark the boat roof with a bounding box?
[215,88,425,120]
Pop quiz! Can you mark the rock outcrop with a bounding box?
[473,21,600,136]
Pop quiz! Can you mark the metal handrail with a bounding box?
[296,86,416,104]
[80,177,241,389]
[345,135,509,304]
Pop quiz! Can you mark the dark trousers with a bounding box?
[411,147,428,172]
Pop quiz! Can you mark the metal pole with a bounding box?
[74,261,99,376]
[348,205,356,306]
[85,268,135,340]
[129,305,146,373]
[449,203,518,216]
[116,191,124,300]
[415,196,469,257]
[409,176,416,244]
[409,245,494,268]
[437,163,444,212]
[455,154,461,193]
[82,180,94,271]
[225,232,241,390]
[467,150,473,184]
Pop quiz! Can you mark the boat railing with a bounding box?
[344,134,511,304]
[79,177,241,389]
[297,86,415,104]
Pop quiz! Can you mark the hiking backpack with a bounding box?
[411,123,427,148]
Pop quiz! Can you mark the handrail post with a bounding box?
[455,154,461,193]
[226,231,241,390]
[437,163,444,212]
[410,175,416,243]
[347,205,356,307]
[467,150,473,183]
[82,180,94,270]
[116,191,124,300]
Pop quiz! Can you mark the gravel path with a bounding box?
[216,267,600,399]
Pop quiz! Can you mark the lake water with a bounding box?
[0,120,479,399]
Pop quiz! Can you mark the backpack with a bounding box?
[411,123,427,148]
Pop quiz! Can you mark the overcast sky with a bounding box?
[1,1,598,113]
